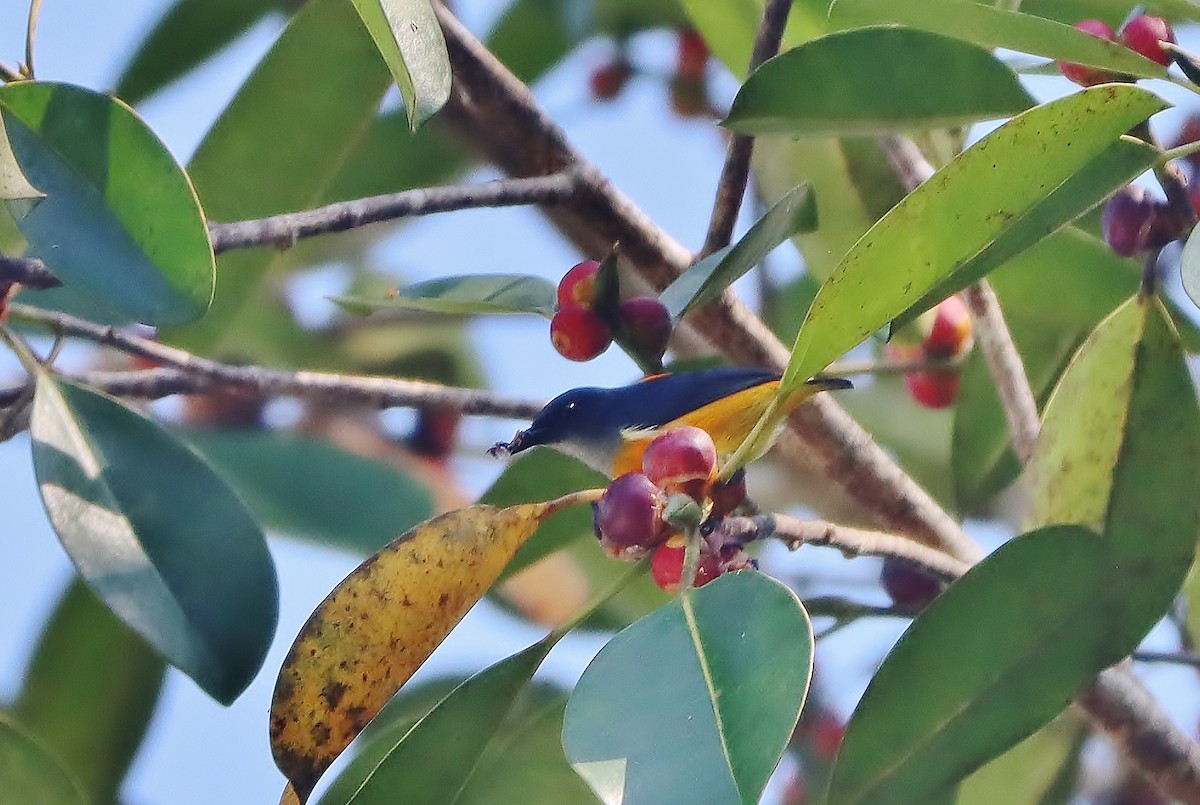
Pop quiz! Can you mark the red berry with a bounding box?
[923,296,972,359]
[881,558,943,612]
[1120,14,1175,67]
[1103,185,1161,257]
[619,296,672,361]
[550,304,612,361]
[904,369,960,409]
[811,714,846,760]
[1058,20,1120,86]
[677,29,709,78]
[589,60,632,101]
[594,473,669,549]
[642,426,718,501]
[557,259,601,308]
[651,534,720,592]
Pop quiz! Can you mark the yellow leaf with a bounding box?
[269,495,597,801]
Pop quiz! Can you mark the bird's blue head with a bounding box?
[490,385,620,471]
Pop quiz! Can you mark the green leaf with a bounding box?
[336,640,554,804]
[659,183,816,318]
[827,0,1167,79]
[163,0,393,359]
[0,82,214,325]
[956,715,1086,805]
[12,578,165,804]
[114,0,290,105]
[781,85,1165,390]
[350,0,451,131]
[1181,220,1200,311]
[563,572,812,805]
[676,0,827,78]
[181,429,435,555]
[0,714,85,805]
[829,525,1125,805]
[724,28,1033,136]
[29,377,278,704]
[334,274,558,318]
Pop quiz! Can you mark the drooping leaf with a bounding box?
[827,0,1167,79]
[336,641,554,804]
[349,0,451,130]
[659,183,816,318]
[828,525,1116,805]
[0,714,85,805]
[0,82,213,325]
[271,498,586,801]
[781,85,1165,390]
[12,578,166,804]
[562,572,812,805]
[114,0,292,105]
[29,376,278,704]
[956,715,1086,805]
[182,429,435,555]
[334,274,558,318]
[724,28,1033,136]
[163,0,393,359]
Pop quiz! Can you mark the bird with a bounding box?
[489,366,852,477]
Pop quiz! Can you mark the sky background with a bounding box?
[1,3,1199,803]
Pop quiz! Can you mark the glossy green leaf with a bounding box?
[350,0,451,131]
[781,85,1165,390]
[12,578,166,804]
[828,525,1131,804]
[827,0,1167,79]
[114,0,291,105]
[329,640,555,804]
[29,377,278,704]
[1181,221,1200,311]
[659,183,815,318]
[181,429,434,555]
[334,274,558,318]
[0,82,213,325]
[1017,0,1200,26]
[563,572,811,805]
[724,28,1032,136]
[0,714,85,805]
[164,0,393,359]
[676,0,827,78]
[956,715,1086,805]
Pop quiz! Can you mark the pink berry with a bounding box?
[1058,20,1120,86]
[550,304,612,361]
[923,296,972,359]
[557,260,601,308]
[619,296,672,361]
[1120,14,1175,67]
[642,426,718,501]
[594,473,669,549]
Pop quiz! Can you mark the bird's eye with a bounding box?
[566,402,576,411]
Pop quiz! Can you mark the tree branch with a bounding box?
[5,304,544,420]
[700,0,792,257]
[882,135,1040,462]
[207,172,578,254]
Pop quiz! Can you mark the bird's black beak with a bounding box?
[488,427,533,458]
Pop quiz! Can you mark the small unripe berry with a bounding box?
[643,425,718,501]
[1120,14,1175,67]
[905,369,961,409]
[557,259,601,308]
[619,296,672,361]
[651,534,720,592]
[551,304,612,361]
[881,558,943,613]
[1103,185,1161,257]
[594,473,669,549]
[589,60,632,101]
[1058,20,1120,86]
[676,29,709,78]
[923,295,972,359]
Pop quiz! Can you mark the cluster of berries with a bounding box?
[1058,13,1176,86]
[885,295,974,409]
[590,28,713,118]
[550,259,672,364]
[591,425,755,592]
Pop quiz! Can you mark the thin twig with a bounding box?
[1133,650,1200,668]
[5,304,545,420]
[0,254,61,289]
[822,353,964,378]
[0,62,20,83]
[882,135,1040,463]
[208,173,578,254]
[699,0,793,257]
[24,0,42,79]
